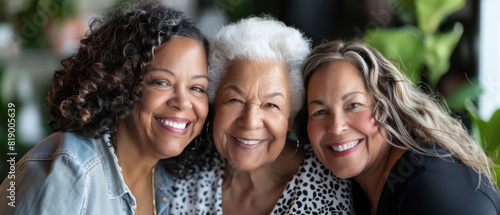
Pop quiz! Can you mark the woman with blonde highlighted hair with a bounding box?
[299,40,500,214]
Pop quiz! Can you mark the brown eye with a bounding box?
[191,86,206,93]
[347,103,360,109]
[313,110,326,116]
[228,98,241,103]
[265,103,279,109]
[155,80,169,86]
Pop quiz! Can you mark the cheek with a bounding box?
[354,110,385,149]
[213,109,234,143]
[132,102,149,125]
[357,110,379,133]
[307,121,329,165]
[307,120,323,145]
[267,112,289,139]
[193,98,209,121]
[140,89,167,112]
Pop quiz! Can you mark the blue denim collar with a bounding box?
[155,163,173,214]
[97,134,173,213]
[96,134,136,208]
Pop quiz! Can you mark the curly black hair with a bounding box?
[46,0,208,138]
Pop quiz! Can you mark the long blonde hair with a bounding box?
[302,40,496,186]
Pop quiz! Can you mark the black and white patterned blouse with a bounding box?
[170,145,354,214]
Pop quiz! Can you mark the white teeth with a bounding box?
[330,140,359,152]
[156,118,187,129]
[236,138,261,145]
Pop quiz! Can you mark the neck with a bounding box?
[113,122,157,215]
[354,146,406,211]
[115,123,157,188]
[223,162,282,193]
[221,141,304,215]
[223,140,304,191]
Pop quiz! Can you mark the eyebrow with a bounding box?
[149,68,174,75]
[223,85,285,99]
[308,100,324,107]
[223,85,244,95]
[264,92,285,100]
[148,68,208,80]
[308,91,364,107]
[342,91,363,100]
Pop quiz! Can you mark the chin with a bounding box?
[228,160,261,172]
[170,150,184,157]
[329,171,355,179]
[325,164,360,179]
[159,145,186,158]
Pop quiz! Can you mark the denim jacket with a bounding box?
[0,132,173,215]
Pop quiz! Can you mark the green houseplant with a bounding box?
[364,0,465,87]
[465,101,500,187]
[363,0,500,188]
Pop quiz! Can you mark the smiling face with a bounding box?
[306,61,390,180]
[124,37,208,159]
[213,59,291,171]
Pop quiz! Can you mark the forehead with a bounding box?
[312,61,363,84]
[221,59,289,86]
[146,37,207,76]
[150,37,206,66]
[307,61,369,97]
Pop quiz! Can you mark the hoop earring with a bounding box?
[205,121,214,145]
[191,136,201,150]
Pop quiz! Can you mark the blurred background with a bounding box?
[1,0,499,184]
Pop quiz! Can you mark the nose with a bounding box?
[167,87,192,110]
[237,104,264,130]
[327,113,348,135]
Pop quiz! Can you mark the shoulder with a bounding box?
[274,146,353,214]
[392,151,500,214]
[0,132,101,214]
[16,131,103,190]
[19,131,100,167]
[299,146,351,189]
[386,147,482,190]
[170,151,224,213]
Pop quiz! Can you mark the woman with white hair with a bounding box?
[165,17,353,214]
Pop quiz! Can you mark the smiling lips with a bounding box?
[235,137,263,146]
[155,118,190,130]
[329,139,360,152]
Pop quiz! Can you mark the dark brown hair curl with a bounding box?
[46,0,208,138]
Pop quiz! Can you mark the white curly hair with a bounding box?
[207,16,311,117]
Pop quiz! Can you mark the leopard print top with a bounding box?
[170,145,354,214]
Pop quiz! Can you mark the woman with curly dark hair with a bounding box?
[0,1,209,214]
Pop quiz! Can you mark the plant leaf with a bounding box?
[445,77,481,111]
[423,22,464,87]
[390,0,417,25]
[364,26,423,83]
[416,0,466,34]
[464,99,485,145]
[483,109,500,156]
